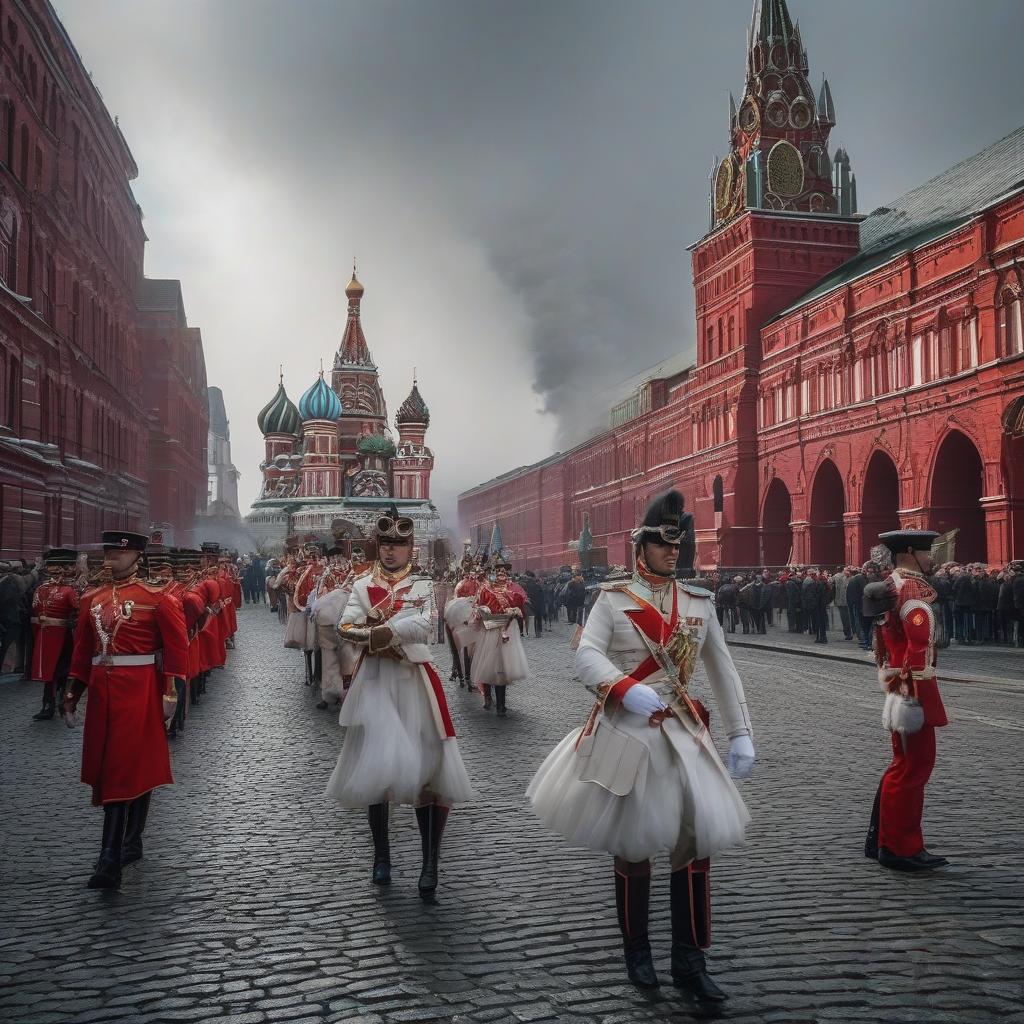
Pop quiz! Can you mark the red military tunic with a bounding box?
[169,579,207,680]
[218,566,238,638]
[454,576,481,599]
[30,580,79,682]
[876,569,947,857]
[69,578,189,806]
[196,572,226,670]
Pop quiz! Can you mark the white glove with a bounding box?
[621,683,667,718]
[727,733,755,779]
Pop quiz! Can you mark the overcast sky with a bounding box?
[54,0,1024,525]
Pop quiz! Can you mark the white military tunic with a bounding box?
[325,571,474,808]
[527,574,752,864]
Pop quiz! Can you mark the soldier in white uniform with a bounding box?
[325,508,473,900]
[528,491,755,1005]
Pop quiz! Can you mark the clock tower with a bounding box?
[687,0,861,565]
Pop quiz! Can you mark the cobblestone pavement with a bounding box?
[2,606,1022,1024]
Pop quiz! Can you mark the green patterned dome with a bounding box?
[257,379,301,436]
[357,432,396,458]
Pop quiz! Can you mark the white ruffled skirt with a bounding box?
[526,705,750,864]
[284,610,307,649]
[444,597,480,651]
[470,623,529,687]
[325,654,474,808]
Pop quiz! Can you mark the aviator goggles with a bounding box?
[376,515,414,541]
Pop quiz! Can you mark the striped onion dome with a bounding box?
[298,373,343,421]
[257,378,301,436]
[396,380,429,427]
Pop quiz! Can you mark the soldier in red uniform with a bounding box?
[62,531,189,890]
[166,549,209,737]
[29,548,80,720]
[195,542,226,690]
[863,530,949,872]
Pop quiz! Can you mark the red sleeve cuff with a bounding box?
[607,676,638,704]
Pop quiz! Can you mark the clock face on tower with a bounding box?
[739,98,759,134]
[766,98,788,128]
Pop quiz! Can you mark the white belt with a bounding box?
[91,653,159,666]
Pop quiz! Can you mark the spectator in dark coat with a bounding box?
[952,566,977,644]
[565,574,586,625]
[717,578,739,633]
[786,572,803,632]
[1011,561,1024,648]
[845,566,868,650]
[0,562,23,673]
[976,568,999,643]
[996,569,1015,644]
[523,572,546,637]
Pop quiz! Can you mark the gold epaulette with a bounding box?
[599,580,631,591]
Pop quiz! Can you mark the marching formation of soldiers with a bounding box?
[22,532,241,890]
[9,483,991,1010]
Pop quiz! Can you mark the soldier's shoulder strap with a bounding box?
[599,580,631,592]
[679,583,714,599]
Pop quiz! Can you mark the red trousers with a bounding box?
[878,726,936,857]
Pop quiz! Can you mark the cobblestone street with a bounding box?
[2,606,1022,1024]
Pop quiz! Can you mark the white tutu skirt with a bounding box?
[284,611,306,649]
[325,655,474,808]
[526,708,750,864]
[444,597,480,651]
[471,624,529,687]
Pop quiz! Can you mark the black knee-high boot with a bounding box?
[614,858,658,989]
[368,803,391,885]
[33,682,56,720]
[88,802,129,889]
[121,791,153,866]
[495,686,507,717]
[415,803,449,899]
[865,782,882,859]
[670,861,726,1003]
[463,649,472,681]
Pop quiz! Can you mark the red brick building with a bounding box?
[459,0,1024,571]
[0,0,208,558]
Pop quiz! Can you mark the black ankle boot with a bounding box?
[865,783,882,859]
[482,685,492,709]
[121,792,152,866]
[415,803,449,899]
[88,802,129,889]
[495,686,507,717]
[670,864,726,1003]
[368,803,391,886]
[615,862,659,989]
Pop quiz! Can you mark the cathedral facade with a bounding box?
[245,271,440,552]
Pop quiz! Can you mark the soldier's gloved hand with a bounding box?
[727,733,756,779]
[621,683,667,718]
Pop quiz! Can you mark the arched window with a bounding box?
[0,199,18,289]
[727,316,736,350]
[999,289,1022,358]
[712,475,724,514]
[18,122,28,183]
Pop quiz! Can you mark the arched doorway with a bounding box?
[929,430,987,563]
[761,477,792,566]
[809,459,846,566]
[860,449,900,561]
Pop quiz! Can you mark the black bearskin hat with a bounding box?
[634,489,696,574]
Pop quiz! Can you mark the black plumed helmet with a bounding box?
[641,490,685,529]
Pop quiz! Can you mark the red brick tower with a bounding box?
[688,0,861,565]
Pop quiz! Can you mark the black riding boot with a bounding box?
[463,649,472,681]
[368,803,391,886]
[121,791,153,866]
[415,803,449,900]
[865,783,882,859]
[482,684,493,709]
[495,686,507,717]
[33,683,56,720]
[670,862,726,1003]
[87,802,129,889]
[303,650,314,686]
[614,859,659,989]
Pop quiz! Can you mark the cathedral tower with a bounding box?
[392,376,434,500]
